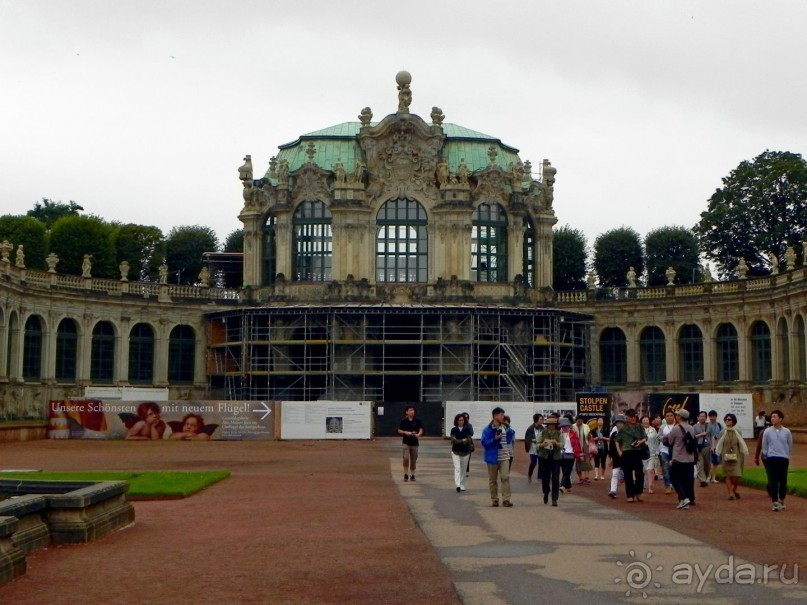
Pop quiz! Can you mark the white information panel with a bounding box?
[445,401,577,440]
[280,401,372,440]
[699,393,753,436]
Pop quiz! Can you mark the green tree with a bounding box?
[695,150,807,278]
[223,228,244,252]
[113,223,165,281]
[27,198,83,229]
[593,227,644,287]
[48,215,117,278]
[165,225,219,285]
[552,225,587,290]
[644,226,701,286]
[0,215,48,270]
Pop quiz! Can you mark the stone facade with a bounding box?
[0,73,805,428]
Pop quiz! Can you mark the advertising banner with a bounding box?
[47,400,274,440]
[575,393,612,425]
[647,393,700,420]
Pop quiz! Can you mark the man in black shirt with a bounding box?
[398,406,423,482]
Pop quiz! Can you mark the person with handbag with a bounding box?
[715,413,749,500]
[449,412,474,492]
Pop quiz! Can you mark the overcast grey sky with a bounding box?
[2,0,805,250]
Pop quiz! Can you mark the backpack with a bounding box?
[681,426,696,454]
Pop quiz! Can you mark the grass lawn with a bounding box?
[0,470,230,500]
[715,466,807,498]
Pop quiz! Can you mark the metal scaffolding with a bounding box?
[206,305,592,403]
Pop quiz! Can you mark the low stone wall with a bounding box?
[0,479,135,586]
[0,423,47,442]
[0,516,25,585]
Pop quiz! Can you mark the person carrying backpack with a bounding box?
[662,409,697,510]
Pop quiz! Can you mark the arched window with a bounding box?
[129,323,155,384]
[796,315,806,381]
[293,201,332,281]
[91,321,115,383]
[678,324,703,383]
[716,323,739,382]
[776,318,789,382]
[168,325,196,384]
[472,202,508,282]
[55,318,79,383]
[263,214,277,285]
[522,217,535,287]
[750,320,772,383]
[376,198,427,283]
[600,327,627,385]
[640,326,666,383]
[22,315,43,380]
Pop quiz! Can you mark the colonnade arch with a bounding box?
[0,304,200,388]
[594,315,807,388]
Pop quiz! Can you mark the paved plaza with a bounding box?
[0,437,804,604]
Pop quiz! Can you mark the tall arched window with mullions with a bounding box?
[168,325,196,384]
[599,327,627,385]
[55,318,79,383]
[639,326,666,383]
[471,202,508,282]
[128,323,155,384]
[376,198,427,282]
[750,320,771,383]
[263,214,277,285]
[293,201,332,281]
[678,323,703,383]
[522,216,535,287]
[716,322,739,382]
[22,315,43,381]
[91,321,115,384]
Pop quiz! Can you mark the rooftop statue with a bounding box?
[736,257,748,280]
[396,71,412,113]
[81,254,92,278]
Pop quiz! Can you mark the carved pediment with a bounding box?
[290,163,331,204]
[472,166,510,205]
[360,114,444,203]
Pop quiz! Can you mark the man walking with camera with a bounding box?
[482,406,513,507]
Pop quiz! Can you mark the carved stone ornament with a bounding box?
[359,115,444,203]
[238,155,253,181]
[472,166,510,205]
[430,106,445,126]
[358,107,373,126]
[290,162,332,205]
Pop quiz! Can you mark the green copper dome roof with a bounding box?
[276,122,522,175]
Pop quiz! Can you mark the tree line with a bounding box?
[554,150,807,289]
[0,199,243,285]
